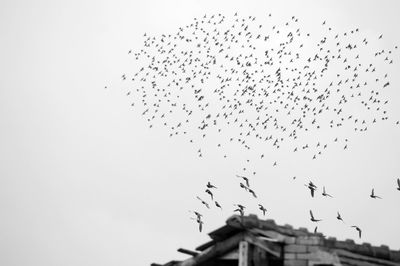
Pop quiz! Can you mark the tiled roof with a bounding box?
[212,214,400,262]
[152,214,400,266]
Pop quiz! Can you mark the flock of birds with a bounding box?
[304,181,400,238]
[109,13,399,240]
[189,176,400,237]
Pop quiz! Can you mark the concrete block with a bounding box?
[285,253,296,259]
[297,236,321,245]
[285,244,307,253]
[307,246,320,253]
[284,237,296,244]
[296,253,319,260]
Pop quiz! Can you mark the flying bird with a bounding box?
[190,216,203,232]
[240,182,249,191]
[305,181,317,197]
[351,225,362,238]
[236,175,250,187]
[205,189,214,201]
[215,201,222,210]
[310,210,322,222]
[370,188,382,199]
[189,210,202,220]
[397,178,400,191]
[234,208,244,216]
[206,182,217,189]
[337,211,344,222]
[234,204,245,211]
[249,188,257,198]
[322,186,333,197]
[258,204,267,216]
[196,196,210,208]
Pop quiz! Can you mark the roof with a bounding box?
[153,214,400,266]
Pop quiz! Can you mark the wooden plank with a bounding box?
[180,232,245,266]
[177,248,199,257]
[335,249,400,266]
[239,241,249,266]
[244,234,281,258]
[252,245,261,266]
[219,249,239,260]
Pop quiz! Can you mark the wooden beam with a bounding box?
[180,232,245,266]
[239,241,249,266]
[244,234,281,258]
[335,249,400,266]
[252,246,269,266]
[177,248,199,257]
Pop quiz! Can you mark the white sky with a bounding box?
[0,0,400,266]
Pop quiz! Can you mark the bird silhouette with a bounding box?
[258,204,267,216]
[351,225,362,238]
[205,189,214,201]
[249,188,257,198]
[237,175,250,187]
[370,188,382,199]
[206,182,217,189]
[397,178,400,191]
[189,210,202,220]
[190,215,203,232]
[215,201,222,210]
[305,181,317,197]
[196,196,210,208]
[337,211,344,222]
[240,182,249,191]
[234,208,244,216]
[310,210,322,222]
[198,219,203,232]
[322,186,333,197]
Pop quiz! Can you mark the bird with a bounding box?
[370,188,382,199]
[206,181,217,189]
[313,226,325,237]
[189,210,202,220]
[234,208,244,216]
[305,181,317,197]
[198,219,204,232]
[322,186,333,197]
[337,211,344,222]
[205,189,214,201]
[258,204,267,216]
[249,188,257,198]
[195,218,204,232]
[234,204,245,211]
[236,175,250,187]
[190,215,203,232]
[396,178,400,191]
[215,201,222,210]
[240,182,249,191]
[196,196,210,208]
[310,210,322,222]
[351,225,362,238]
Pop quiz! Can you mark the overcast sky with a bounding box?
[0,0,400,266]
